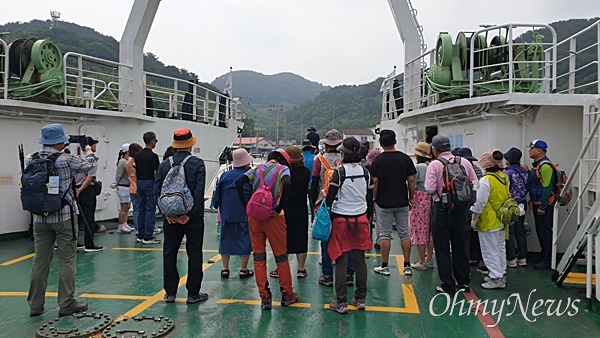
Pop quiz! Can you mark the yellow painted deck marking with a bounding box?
[0,291,57,297]
[564,272,596,284]
[117,254,221,321]
[0,253,35,266]
[81,293,152,301]
[321,303,419,313]
[218,299,311,308]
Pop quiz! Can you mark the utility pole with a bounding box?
[332,103,335,129]
[268,104,284,147]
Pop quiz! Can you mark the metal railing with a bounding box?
[545,20,600,94]
[468,24,557,97]
[63,52,133,111]
[0,38,8,100]
[145,72,242,127]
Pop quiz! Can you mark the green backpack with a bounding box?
[485,173,521,226]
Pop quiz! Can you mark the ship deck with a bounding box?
[1,212,599,337]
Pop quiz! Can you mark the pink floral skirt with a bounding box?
[409,190,432,245]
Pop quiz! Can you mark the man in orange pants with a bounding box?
[235,150,298,310]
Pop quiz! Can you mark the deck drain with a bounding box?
[36,312,113,338]
[102,315,174,338]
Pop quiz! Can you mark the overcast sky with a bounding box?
[1,0,598,87]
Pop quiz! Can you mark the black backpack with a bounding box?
[437,156,474,210]
[20,152,69,216]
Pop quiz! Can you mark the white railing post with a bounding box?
[569,38,577,94]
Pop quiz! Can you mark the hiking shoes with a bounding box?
[142,237,161,244]
[164,294,176,303]
[318,275,333,286]
[410,261,428,270]
[351,298,366,311]
[59,301,88,316]
[261,296,272,310]
[186,293,208,304]
[29,306,44,316]
[346,274,354,286]
[84,246,104,253]
[477,266,489,275]
[281,292,298,306]
[329,301,348,314]
[374,265,390,276]
[481,278,506,289]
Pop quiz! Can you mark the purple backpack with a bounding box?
[246,165,283,221]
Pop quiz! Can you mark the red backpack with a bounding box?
[246,164,283,221]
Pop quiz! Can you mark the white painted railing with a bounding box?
[0,38,7,100]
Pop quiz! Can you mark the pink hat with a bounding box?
[366,149,381,164]
[232,148,253,167]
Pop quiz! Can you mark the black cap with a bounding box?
[504,147,522,164]
[457,148,477,161]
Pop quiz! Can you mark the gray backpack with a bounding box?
[158,155,194,216]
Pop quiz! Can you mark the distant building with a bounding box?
[235,137,274,154]
[342,129,375,149]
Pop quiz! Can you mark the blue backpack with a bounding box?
[312,200,332,241]
[158,155,194,216]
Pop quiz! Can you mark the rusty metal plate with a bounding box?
[36,312,113,338]
[102,315,174,338]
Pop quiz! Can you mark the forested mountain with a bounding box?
[0,20,218,91]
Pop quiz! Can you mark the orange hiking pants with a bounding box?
[248,213,293,298]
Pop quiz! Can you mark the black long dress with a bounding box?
[284,164,311,254]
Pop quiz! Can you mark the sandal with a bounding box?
[239,269,254,279]
[269,270,279,278]
[220,269,230,278]
[297,269,308,278]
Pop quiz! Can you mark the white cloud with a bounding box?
[0,0,597,86]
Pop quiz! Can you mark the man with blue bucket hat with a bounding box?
[24,124,94,316]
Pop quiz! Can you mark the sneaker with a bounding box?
[424,260,434,268]
[477,266,489,275]
[142,237,161,244]
[435,285,455,295]
[136,237,143,243]
[95,224,107,233]
[410,262,428,270]
[186,293,208,304]
[117,228,131,234]
[261,296,272,310]
[77,243,85,250]
[481,278,506,289]
[164,294,176,303]
[329,301,348,314]
[517,258,527,267]
[84,245,104,253]
[507,259,518,268]
[54,246,58,251]
[403,266,412,276]
[29,306,44,316]
[534,261,550,270]
[346,274,354,286]
[297,269,308,278]
[281,292,298,306]
[59,301,88,316]
[351,298,366,311]
[153,228,162,234]
[374,265,390,276]
[125,224,136,232]
[485,276,506,283]
[457,284,471,293]
[318,275,333,287]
